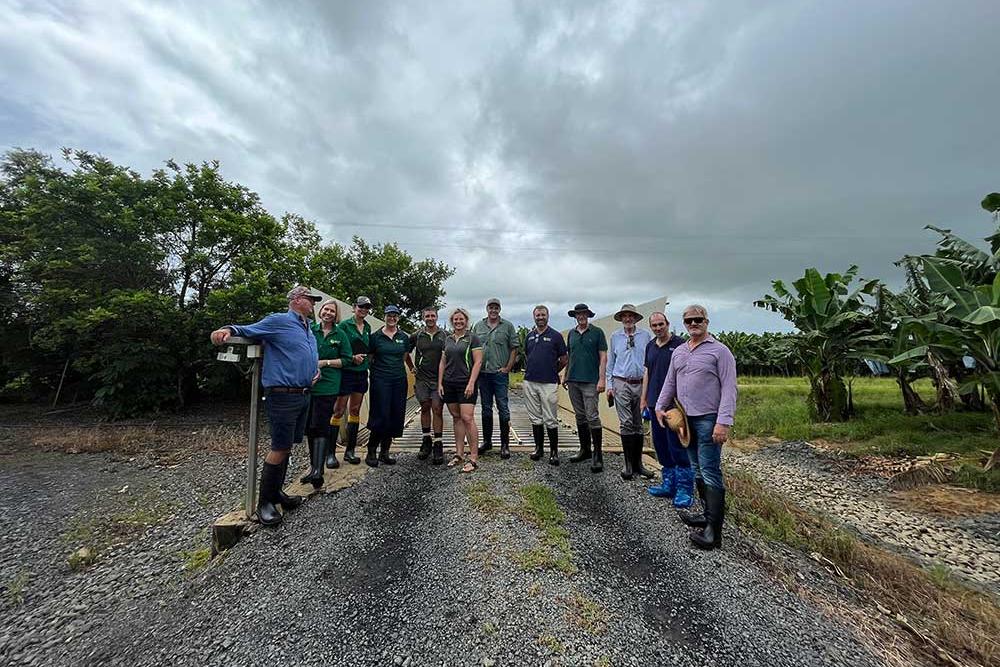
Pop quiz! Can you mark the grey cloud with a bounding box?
[1,0,998,332]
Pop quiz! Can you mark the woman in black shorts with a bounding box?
[438,307,483,473]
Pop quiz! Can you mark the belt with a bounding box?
[613,376,643,385]
[266,386,310,394]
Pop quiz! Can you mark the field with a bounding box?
[736,376,1000,492]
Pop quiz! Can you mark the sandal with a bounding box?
[447,453,465,468]
[460,460,478,474]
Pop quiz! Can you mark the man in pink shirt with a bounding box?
[655,304,737,550]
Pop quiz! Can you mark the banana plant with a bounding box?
[755,266,885,421]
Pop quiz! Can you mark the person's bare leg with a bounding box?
[449,403,466,459]
[461,404,478,464]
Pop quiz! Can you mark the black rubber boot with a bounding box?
[547,427,560,465]
[620,434,634,480]
[300,436,325,488]
[379,433,397,465]
[275,458,303,510]
[478,411,494,454]
[431,438,444,465]
[690,486,725,550]
[499,419,511,459]
[529,425,545,461]
[257,462,283,526]
[418,431,432,460]
[569,425,591,463]
[326,422,342,468]
[324,436,340,470]
[590,427,604,473]
[634,435,654,479]
[344,421,361,465]
[679,478,709,527]
[300,436,321,485]
[365,431,379,468]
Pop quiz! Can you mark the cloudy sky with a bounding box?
[2,0,998,331]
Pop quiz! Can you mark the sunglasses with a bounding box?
[683,317,705,325]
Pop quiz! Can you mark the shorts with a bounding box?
[338,369,369,396]
[264,392,309,451]
[414,378,441,403]
[367,376,407,437]
[442,381,478,405]
[306,394,337,437]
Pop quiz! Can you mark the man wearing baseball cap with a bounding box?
[210,285,323,526]
[471,297,519,459]
[561,303,608,473]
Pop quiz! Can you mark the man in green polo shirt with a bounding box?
[471,297,519,459]
[561,303,608,473]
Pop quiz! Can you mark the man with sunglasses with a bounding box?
[606,303,654,480]
[655,304,737,551]
[210,285,322,526]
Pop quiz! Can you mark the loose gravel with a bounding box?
[0,437,897,667]
[727,440,1000,593]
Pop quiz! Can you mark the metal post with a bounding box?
[246,358,261,519]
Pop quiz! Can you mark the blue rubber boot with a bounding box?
[673,466,695,508]
[648,466,676,498]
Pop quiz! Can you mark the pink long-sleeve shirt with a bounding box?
[655,334,738,426]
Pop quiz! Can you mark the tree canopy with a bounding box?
[0,148,453,416]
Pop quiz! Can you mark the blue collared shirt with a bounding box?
[606,327,653,384]
[228,310,319,388]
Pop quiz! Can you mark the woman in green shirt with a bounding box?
[365,305,414,467]
[301,299,352,488]
[438,307,484,473]
[332,297,373,464]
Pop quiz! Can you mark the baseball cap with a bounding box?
[486,297,501,307]
[287,285,323,302]
[384,304,401,315]
[355,296,373,308]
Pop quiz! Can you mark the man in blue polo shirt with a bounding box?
[210,285,321,526]
[523,305,568,465]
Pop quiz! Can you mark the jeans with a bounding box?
[478,372,511,421]
[265,392,310,451]
[650,414,690,468]
[687,413,724,490]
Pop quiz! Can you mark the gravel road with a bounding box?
[1,439,894,667]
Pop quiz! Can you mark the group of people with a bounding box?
[210,287,737,550]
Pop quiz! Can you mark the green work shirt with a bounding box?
[369,327,410,381]
[408,328,446,383]
[443,332,483,385]
[311,322,352,396]
[471,318,519,373]
[566,325,608,384]
[338,318,371,373]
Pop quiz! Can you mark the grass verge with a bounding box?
[737,376,1000,492]
[726,467,1000,667]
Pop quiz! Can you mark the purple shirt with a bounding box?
[654,334,737,426]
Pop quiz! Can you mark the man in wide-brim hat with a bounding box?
[655,304,738,552]
[561,303,608,473]
[606,303,654,481]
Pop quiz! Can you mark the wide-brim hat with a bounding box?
[567,303,596,318]
[665,399,690,447]
[613,303,643,322]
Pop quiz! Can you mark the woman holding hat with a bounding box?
[365,304,413,467]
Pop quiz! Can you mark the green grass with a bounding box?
[515,483,576,574]
[6,570,29,606]
[178,547,212,572]
[737,376,1000,492]
[463,480,509,515]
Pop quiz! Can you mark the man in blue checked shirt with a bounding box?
[210,285,322,526]
[606,303,654,481]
